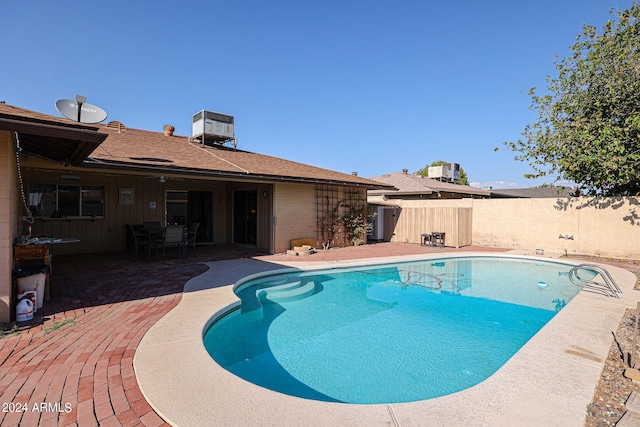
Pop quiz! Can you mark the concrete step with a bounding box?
[258,280,316,304]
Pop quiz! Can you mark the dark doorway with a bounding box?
[234,190,257,244]
[188,191,213,243]
[166,191,188,226]
[165,191,213,243]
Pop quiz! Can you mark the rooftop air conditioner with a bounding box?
[191,110,235,144]
[448,163,460,181]
[427,165,449,180]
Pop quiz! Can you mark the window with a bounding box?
[82,186,106,216]
[28,184,105,218]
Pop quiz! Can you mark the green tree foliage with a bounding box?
[415,160,469,185]
[502,3,640,196]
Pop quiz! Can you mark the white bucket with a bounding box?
[17,290,37,312]
[17,273,46,309]
[16,298,34,322]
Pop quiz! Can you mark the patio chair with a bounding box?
[185,222,200,255]
[142,221,164,248]
[161,225,187,261]
[126,224,151,261]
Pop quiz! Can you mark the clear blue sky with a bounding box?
[2,0,635,189]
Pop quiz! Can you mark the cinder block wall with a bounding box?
[472,197,640,259]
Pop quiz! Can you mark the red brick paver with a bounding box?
[0,260,208,427]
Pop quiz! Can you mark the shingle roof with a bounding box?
[368,172,491,196]
[0,103,392,189]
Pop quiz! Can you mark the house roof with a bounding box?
[368,171,491,197]
[0,103,392,189]
[490,186,577,198]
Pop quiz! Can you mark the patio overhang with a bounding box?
[0,116,107,166]
[82,158,397,190]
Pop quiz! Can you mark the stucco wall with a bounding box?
[273,182,316,253]
[0,131,18,322]
[472,197,640,259]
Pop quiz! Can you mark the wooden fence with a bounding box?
[388,207,472,248]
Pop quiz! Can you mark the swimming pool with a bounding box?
[203,257,592,404]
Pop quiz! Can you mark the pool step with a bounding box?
[241,280,317,316]
[239,278,292,314]
[258,280,317,304]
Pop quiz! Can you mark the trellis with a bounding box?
[315,185,368,249]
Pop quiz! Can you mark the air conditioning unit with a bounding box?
[428,163,460,182]
[448,163,460,181]
[192,110,234,144]
[427,165,449,180]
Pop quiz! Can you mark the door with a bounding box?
[383,206,399,241]
[166,191,213,243]
[166,191,188,226]
[188,191,213,243]
[233,190,257,244]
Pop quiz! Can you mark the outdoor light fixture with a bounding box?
[159,176,166,183]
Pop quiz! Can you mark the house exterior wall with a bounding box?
[226,182,273,252]
[273,182,316,253]
[16,158,362,257]
[0,131,19,322]
[19,160,232,255]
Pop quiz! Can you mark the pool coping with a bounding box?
[134,252,639,427]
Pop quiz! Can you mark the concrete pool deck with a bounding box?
[134,251,639,427]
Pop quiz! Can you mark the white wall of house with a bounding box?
[273,182,316,253]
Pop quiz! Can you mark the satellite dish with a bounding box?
[55,95,108,123]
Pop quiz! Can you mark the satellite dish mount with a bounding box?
[75,95,87,122]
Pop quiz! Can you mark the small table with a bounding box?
[420,233,433,246]
[432,231,445,247]
[13,238,80,302]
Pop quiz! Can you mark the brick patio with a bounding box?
[0,243,273,427]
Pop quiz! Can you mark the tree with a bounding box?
[415,160,469,185]
[502,3,640,196]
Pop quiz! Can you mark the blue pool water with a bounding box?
[203,257,588,404]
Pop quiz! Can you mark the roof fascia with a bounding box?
[0,117,104,142]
